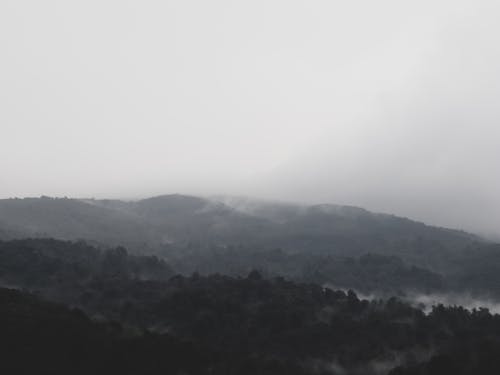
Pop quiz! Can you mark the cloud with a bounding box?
[246,1,500,237]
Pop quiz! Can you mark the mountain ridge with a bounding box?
[0,194,481,272]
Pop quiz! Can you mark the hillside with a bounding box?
[3,265,500,375]
[0,195,480,273]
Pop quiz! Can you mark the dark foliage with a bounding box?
[3,238,500,374]
[0,287,215,375]
[171,246,445,294]
[0,238,173,287]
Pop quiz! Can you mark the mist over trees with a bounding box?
[1,196,500,374]
[1,195,497,297]
[2,239,500,375]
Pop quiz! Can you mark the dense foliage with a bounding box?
[2,238,500,374]
[0,287,218,375]
[0,238,173,286]
[170,246,445,294]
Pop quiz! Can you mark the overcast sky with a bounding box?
[1,1,499,237]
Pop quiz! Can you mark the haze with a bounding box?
[1,0,499,237]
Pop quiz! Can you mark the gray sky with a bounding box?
[1,1,499,237]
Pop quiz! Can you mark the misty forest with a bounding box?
[3,0,500,374]
[1,195,500,374]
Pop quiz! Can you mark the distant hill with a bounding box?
[0,195,480,271]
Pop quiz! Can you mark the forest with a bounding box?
[2,237,500,374]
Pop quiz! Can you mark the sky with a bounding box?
[1,1,499,237]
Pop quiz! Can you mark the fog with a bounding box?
[326,284,500,316]
[1,1,499,237]
[409,292,500,315]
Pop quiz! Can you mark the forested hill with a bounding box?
[3,237,500,307]
[2,237,500,373]
[3,267,500,375]
[0,195,479,270]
